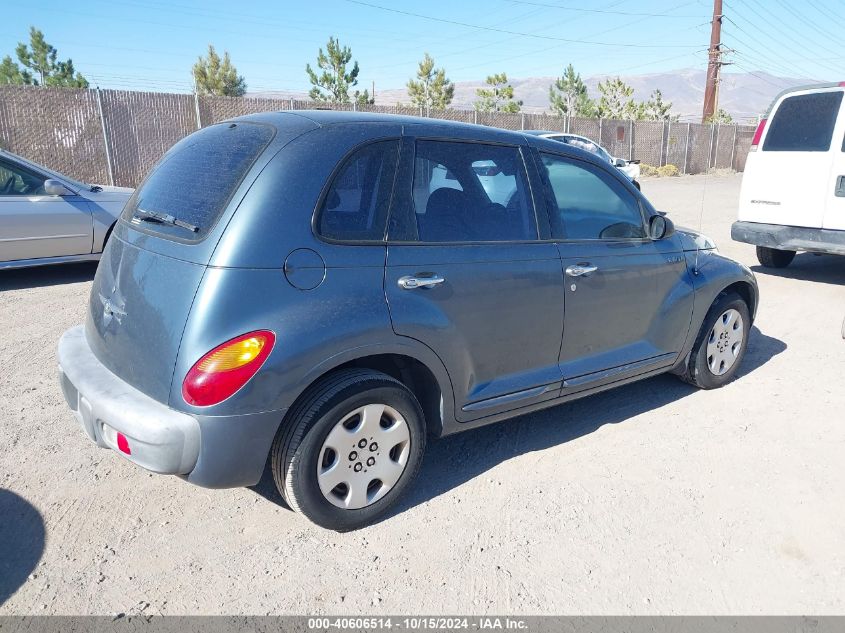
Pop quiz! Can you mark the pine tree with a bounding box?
[355,88,374,105]
[192,45,246,97]
[643,89,677,121]
[474,72,521,113]
[549,64,594,118]
[705,108,733,124]
[596,77,640,120]
[0,55,28,85]
[407,53,454,114]
[306,37,361,104]
[15,27,87,87]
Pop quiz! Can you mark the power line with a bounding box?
[502,0,703,18]
[342,0,701,48]
[727,0,841,77]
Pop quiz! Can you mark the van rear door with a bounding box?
[739,88,844,229]
[824,98,845,231]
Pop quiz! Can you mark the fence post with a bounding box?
[730,124,738,170]
[708,124,716,170]
[474,111,478,125]
[289,97,294,110]
[662,120,668,167]
[629,119,633,160]
[193,92,202,129]
[683,123,691,175]
[598,118,603,143]
[95,88,115,187]
[521,112,525,130]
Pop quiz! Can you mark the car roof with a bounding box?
[231,110,534,144]
[226,110,618,173]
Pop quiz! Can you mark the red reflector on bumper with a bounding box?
[117,432,131,455]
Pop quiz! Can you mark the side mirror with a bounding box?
[649,214,675,240]
[615,158,627,167]
[44,179,71,196]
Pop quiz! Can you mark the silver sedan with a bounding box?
[0,150,132,269]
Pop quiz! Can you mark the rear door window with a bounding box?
[410,140,537,242]
[317,140,400,241]
[122,122,274,240]
[763,91,843,152]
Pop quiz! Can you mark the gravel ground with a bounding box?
[1,173,844,615]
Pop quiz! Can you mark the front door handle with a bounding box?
[565,264,598,277]
[836,175,845,197]
[398,274,445,290]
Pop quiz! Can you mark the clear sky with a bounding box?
[2,0,842,94]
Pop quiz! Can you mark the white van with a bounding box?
[732,82,845,267]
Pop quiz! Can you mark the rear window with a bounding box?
[763,91,843,152]
[122,122,274,240]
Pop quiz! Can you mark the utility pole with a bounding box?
[702,0,723,123]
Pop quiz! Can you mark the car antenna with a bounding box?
[693,146,710,276]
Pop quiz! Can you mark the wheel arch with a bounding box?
[720,279,757,319]
[279,342,455,440]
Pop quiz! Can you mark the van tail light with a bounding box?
[750,118,767,151]
[182,330,275,406]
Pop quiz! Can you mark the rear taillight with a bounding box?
[182,330,275,406]
[750,118,767,151]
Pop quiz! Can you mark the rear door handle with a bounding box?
[565,264,598,277]
[398,274,445,289]
[836,175,845,197]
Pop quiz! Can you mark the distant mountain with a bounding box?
[249,69,822,124]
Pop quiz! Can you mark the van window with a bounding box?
[763,91,843,152]
[122,122,274,240]
[410,140,536,242]
[540,153,645,240]
[317,140,400,241]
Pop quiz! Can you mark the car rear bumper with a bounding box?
[58,325,285,488]
[732,221,845,255]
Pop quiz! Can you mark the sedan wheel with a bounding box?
[706,308,744,376]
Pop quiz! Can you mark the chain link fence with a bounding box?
[0,86,756,187]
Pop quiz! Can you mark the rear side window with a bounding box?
[122,122,274,240]
[317,140,400,241]
[410,140,536,242]
[763,91,843,152]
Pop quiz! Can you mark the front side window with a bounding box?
[411,140,536,242]
[0,160,46,196]
[317,140,400,241]
[540,153,645,240]
[763,91,843,152]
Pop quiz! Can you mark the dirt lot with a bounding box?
[1,173,844,615]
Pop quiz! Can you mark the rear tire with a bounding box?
[632,180,641,191]
[678,292,751,390]
[756,246,795,268]
[271,369,426,531]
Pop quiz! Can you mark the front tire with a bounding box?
[271,369,427,531]
[756,246,795,268]
[678,292,751,389]
[632,179,641,191]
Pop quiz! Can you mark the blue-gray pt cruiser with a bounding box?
[58,111,758,530]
